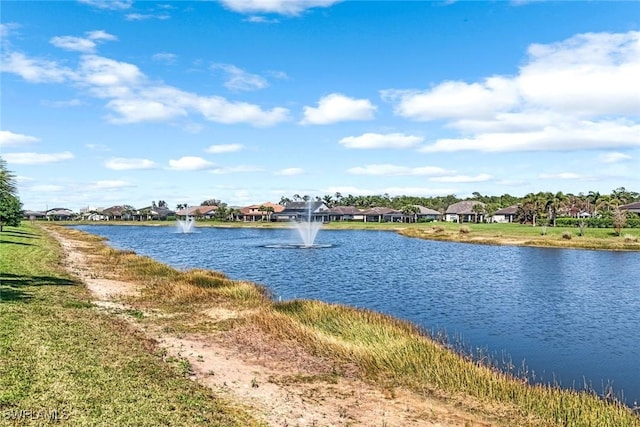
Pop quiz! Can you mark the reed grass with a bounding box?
[252,300,639,427]
[42,224,640,426]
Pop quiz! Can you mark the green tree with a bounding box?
[401,205,419,223]
[0,158,22,231]
[471,203,485,223]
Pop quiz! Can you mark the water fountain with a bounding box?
[294,218,323,248]
[176,207,195,233]
[265,201,331,249]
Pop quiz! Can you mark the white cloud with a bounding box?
[105,158,157,170]
[0,130,40,147]
[210,165,263,174]
[380,186,458,197]
[539,172,591,180]
[29,185,65,192]
[3,151,74,165]
[387,30,640,153]
[80,55,144,90]
[519,32,640,117]
[90,180,134,190]
[212,63,268,91]
[106,99,188,123]
[0,52,75,83]
[78,0,133,10]
[340,132,423,149]
[0,23,20,39]
[246,16,279,24]
[421,120,640,153]
[50,36,97,53]
[599,152,632,164]
[205,144,244,154]
[347,164,452,176]
[87,30,117,41]
[301,93,376,125]
[429,173,493,183]
[2,49,290,127]
[50,31,117,53]
[219,0,342,16]
[125,13,170,21]
[85,143,111,151]
[42,99,84,108]
[276,167,304,176]
[195,96,290,126]
[323,186,456,197]
[168,156,214,171]
[382,77,519,121]
[152,53,177,63]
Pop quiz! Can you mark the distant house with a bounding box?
[620,201,640,216]
[413,205,441,222]
[175,206,217,219]
[271,201,329,222]
[101,205,130,221]
[240,202,284,222]
[445,201,486,223]
[360,207,402,223]
[45,208,74,221]
[491,205,518,223]
[325,206,362,222]
[23,210,46,220]
[134,206,176,221]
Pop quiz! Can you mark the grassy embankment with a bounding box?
[0,223,262,426]
[18,223,640,426]
[397,221,640,251]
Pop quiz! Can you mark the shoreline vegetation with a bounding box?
[2,223,639,426]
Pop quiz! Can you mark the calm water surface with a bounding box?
[75,225,640,405]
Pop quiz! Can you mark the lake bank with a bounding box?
[8,222,637,426]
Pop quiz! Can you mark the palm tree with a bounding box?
[587,191,601,216]
[471,203,485,223]
[544,191,567,226]
[264,205,275,222]
[401,205,419,223]
[227,208,241,221]
[522,192,544,226]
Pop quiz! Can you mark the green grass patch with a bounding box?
[0,224,261,426]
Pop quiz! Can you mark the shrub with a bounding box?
[562,231,572,240]
[577,220,587,236]
[459,226,470,234]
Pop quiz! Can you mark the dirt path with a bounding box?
[51,229,496,427]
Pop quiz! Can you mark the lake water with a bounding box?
[74,225,640,406]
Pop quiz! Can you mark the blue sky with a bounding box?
[1,0,639,211]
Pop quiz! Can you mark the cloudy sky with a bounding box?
[1,0,639,211]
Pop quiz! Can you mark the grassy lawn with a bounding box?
[0,223,262,426]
